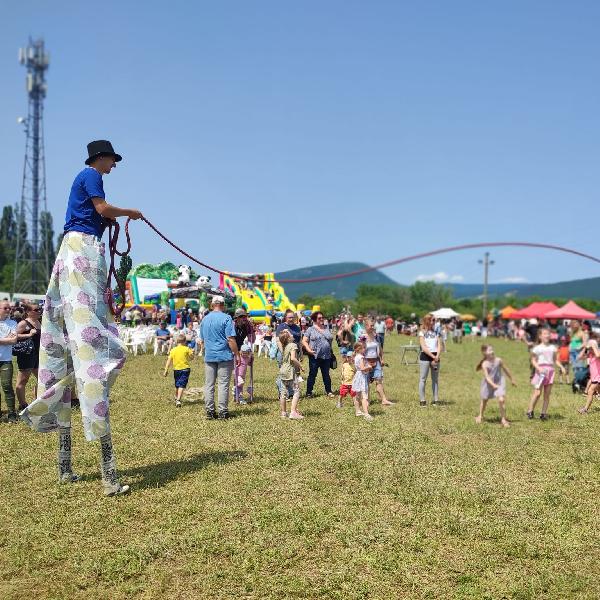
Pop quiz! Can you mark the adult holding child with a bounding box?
[302,311,335,398]
[418,313,441,407]
[20,140,142,496]
[364,317,394,406]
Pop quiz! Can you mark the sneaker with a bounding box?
[175,400,182,408]
[103,482,130,497]
[355,411,364,417]
[306,392,314,398]
[578,407,589,415]
[527,411,534,420]
[419,401,427,407]
[432,401,439,406]
[280,411,288,419]
[288,412,305,420]
[217,412,231,420]
[336,401,342,409]
[364,414,374,422]
[539,413,548,421]
[206,411,217,420]
[7,413,17,424]
[239,399,248,405]
[59,472,81,484]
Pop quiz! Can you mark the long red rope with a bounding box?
[106,219,131,315]
[106,216,600,314]
[139,216,600,281]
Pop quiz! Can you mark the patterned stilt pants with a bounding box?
[20,232,126,441]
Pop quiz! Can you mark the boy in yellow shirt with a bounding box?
[337,350,356,408]
[164,333,194,407]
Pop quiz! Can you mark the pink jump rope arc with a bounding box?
[107,216,600,316]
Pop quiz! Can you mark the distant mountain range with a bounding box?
[275,262,398,301]
[275,262,600,301]
[449,277,600,300]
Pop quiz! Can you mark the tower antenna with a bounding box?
[14,38,51,294]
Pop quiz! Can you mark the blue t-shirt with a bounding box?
[275,322,301,347]
[155,328,170,338]
[64,168,107,238]
[199,311,236,362]
[0,319,17,362]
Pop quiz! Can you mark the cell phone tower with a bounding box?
[13,38,51,294]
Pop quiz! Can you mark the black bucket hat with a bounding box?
[85,140,123,165]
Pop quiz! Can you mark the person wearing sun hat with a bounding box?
[20,140,142,497]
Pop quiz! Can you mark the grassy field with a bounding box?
[1,335,599,599]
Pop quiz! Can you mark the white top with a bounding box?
[532,343,557,366]
[419,329,439,353]
[0,319,17,362]
[374,321,385,334]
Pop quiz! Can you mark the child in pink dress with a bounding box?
[526,329,563,421]
[577,333,600,414]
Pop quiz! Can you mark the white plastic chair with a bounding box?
[124,330,148,355]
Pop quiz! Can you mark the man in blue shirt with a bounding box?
[21,140,143,497]
[199,295,239,419]
[155,322,172,354]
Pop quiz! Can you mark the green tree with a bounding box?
[114,254,133,302]
[39,211,56,269]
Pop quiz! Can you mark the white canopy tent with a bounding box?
[431,307,460,320]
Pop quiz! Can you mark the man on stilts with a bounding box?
[21,140,142,496]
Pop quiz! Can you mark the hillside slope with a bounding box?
[450,276,600,300]
[274,262,398,301]
[274,262,600,302]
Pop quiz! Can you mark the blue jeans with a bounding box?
[306,356,332,395]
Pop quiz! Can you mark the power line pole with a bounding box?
[14,38,50,294]
[478,252,495,320]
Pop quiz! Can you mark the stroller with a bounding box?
[572,359,589,394]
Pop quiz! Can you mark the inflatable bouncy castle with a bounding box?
[220,272,296,322]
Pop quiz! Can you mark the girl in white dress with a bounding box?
[351,342,373,421]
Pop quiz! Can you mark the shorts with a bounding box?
[339,384,356,398]
[370,362,383,381]
[281,379,299,397]
[174,368,191,389]
[531,367,555,389]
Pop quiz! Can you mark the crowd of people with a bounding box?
[3,294,597,430]
[149,301,600,426]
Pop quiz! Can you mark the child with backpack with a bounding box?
[278,330,304,419]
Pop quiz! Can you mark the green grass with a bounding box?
[1,335,599,599]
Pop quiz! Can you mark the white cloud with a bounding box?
[415,272,464,283]
[496,277,528,284]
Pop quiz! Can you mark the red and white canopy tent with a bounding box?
[544,300,597,320]
[509,302,559,320]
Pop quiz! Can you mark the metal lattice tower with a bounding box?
[13,38,50,294]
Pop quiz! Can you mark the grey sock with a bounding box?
[58,426,73,479]
[99,432,118,486]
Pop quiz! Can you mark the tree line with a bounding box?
[297,282,600,319]
[0,205,59,293]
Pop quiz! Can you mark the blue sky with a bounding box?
[0,1,598,286]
